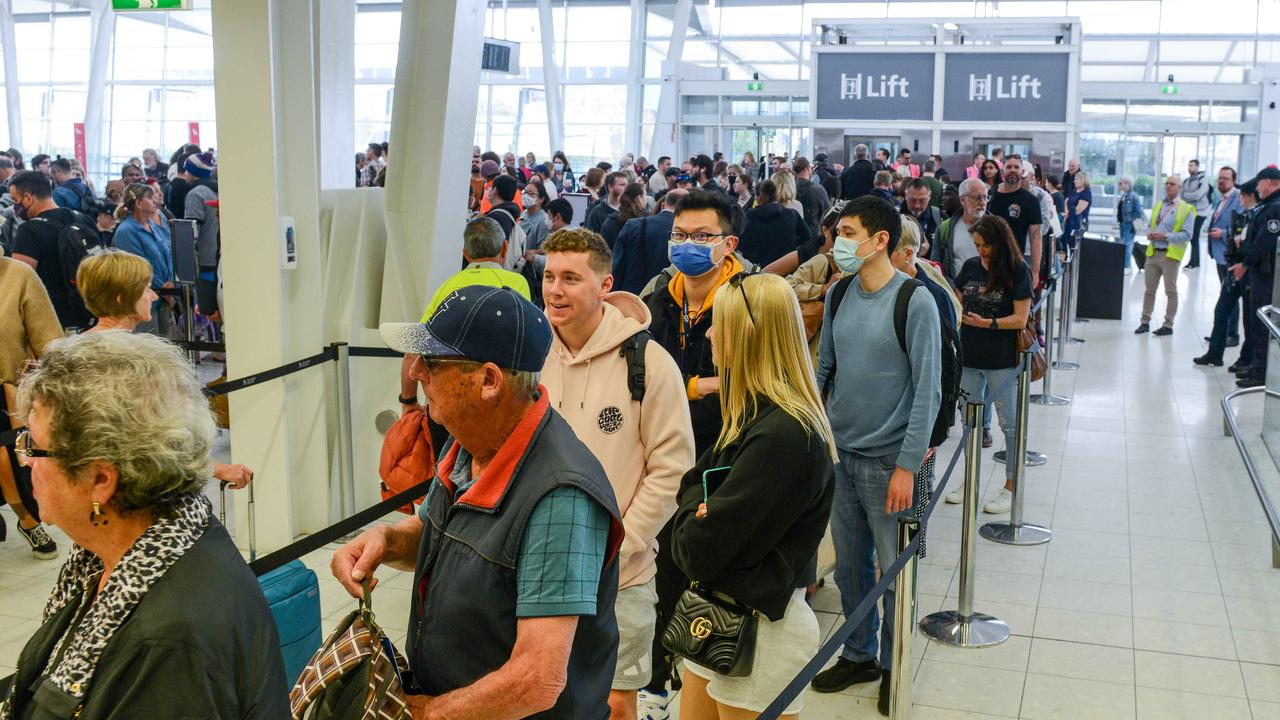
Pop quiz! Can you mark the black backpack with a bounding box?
[32,213,107,318]
[825,276,962,448]
[621,330,650,402]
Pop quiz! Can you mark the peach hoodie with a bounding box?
[542,292,696,589]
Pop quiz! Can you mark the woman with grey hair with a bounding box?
[1116,175,1143,272]
[2,332,288,719]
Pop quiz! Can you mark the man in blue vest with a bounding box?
[334,286,624,719]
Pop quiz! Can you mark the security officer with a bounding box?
[1236,166,1280,389]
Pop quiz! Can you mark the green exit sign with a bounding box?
[747,82,763,91]
[1161,84,1179,95]
[112,0,190,10]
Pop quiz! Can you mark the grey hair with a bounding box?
[959,177,988,197]
[16,332,215,515]
[854,144,869,160]
[1118,175,1134,189]
[463,217,506,259]
[507,370,541,400]
[898,214,922,253]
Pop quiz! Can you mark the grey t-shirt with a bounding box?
[951,219,979,278]
[185,183,220,268]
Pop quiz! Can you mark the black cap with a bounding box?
[814,153,829,163]
[1252,166,1280,182]
[380,286,551,373]
[1240,179,1259,197]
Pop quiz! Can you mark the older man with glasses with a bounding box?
[1137,176,1196,336]
[933,177,989,284]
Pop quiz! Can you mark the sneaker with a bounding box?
[1153,326,1174,336]
[945,487,964,504]
[1193,354,1223,367]
[638,689,670,720]
[811,657,882,693]
[983,488,1013,514]
[1134,323,1150,334]
[878,671,891,716]
[17,522,57,560]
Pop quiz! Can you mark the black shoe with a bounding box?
[1153,326,1174,336]
[811,657,882,693]
[1193,354,1223,367]
[1204,336,1212,342]
[16,522,57,560]
[1238,376,1265,389]
[878,671,891,716]
[1135,323,1150,334]
[1235,366,1256,379]
[1227,335,1240,348]
[1186,263,1201,269]
[982,429,993,448]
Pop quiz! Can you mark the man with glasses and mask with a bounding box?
[934,177,989,285]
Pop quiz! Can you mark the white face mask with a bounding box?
[522,194,539,209]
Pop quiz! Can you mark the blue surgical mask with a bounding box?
[554,162,564,172]
[832,236,877,275]
[669,240,721,277]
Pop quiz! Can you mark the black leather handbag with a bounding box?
[661,584,759,677]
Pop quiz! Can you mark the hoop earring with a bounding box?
[90,502,108,527]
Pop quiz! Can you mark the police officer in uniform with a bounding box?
[1236,166,1280,389]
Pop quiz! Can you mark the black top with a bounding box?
[671,398,834,621]
[840,159,875,200]
[11,207,92,328]
[645,284,722,456]
[987,187,1041,255]
[738,203,811,267]
[165,177,191,219]
[7,521,289,720]
[1244,191,1280,276]
[612,211,674,295]
[486,201,522,240]
[956,257,1032,370]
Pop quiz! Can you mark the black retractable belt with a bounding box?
[347,346,403,359]
[203,346,339,398]
[248,480,432,577]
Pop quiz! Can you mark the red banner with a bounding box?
[188,122,201,146]
[73,123,86,169]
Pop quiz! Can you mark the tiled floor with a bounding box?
[0,260,1277,718]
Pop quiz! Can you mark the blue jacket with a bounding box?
[114,215,174,290]
[52,179,92,211]
[611,210,674,296]
[1208,188,1243,266]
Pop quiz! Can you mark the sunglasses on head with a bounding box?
[727,272,757,326]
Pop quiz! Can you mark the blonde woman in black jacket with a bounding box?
[671,273,835,720]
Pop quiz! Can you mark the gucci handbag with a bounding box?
[662,584,759,677]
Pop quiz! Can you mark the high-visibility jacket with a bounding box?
[1147,199,1195,261]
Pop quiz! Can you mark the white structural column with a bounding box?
[0,0,21,151]
[314,0,356,189]
[1258,69,1280,172]
[649,0,692,161]
[83,0,115,179]
[536,0,565,153]
[382,0,483,320]
[211,0,332,551]
[623,0,646,155]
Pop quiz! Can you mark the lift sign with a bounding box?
[814,52,934,121]
[840,73,911,100]
[942,52,1070,123]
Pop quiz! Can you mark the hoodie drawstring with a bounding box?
[580,359,591,409]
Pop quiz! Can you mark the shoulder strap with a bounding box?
[894,278,924,354]
[821,275,858,397]
[620,330,651,402]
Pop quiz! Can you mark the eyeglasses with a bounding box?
[417,357,477,374]
[963,194,989,202]
[727,272,757,325]
[13,430,54,466]
[670,231,728,245]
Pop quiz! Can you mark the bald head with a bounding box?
[663,188,687,209]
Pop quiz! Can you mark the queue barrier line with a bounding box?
[199,342,402,398]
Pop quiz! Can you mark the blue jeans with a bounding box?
[831,449,916,667]
[1120,225,1136,269]
[960,366,1017,481]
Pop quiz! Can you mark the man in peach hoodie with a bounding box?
[540,227,696,720]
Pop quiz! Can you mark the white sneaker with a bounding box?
[983,488,1013,514]
[638,689,671,720]
[944,487,963,504]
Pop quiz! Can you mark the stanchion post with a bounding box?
[332,343,357,520]
[181,283,198,366]
[981,352,1053,546]
[248,479,257,561]
[920,403,1010,647]
[889,518,918,720]
[1065,246,1086,343]
[1033,282,1071,406]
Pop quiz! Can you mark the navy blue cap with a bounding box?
[380,286,551,372]
[1253,166,1280,182]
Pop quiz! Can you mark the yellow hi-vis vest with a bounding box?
[1147,200,1196,261]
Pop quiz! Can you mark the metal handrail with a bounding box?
[1259,305,1280,341]
[1221,387,1280,569]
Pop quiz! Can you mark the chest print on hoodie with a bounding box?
[598,406,624,434]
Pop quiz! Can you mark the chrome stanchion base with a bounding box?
[993,450,1047,467]
[1052,359,1080,370]
[1031,393,1071,406]
[919,611,1010,648]
[980,521,1053,546]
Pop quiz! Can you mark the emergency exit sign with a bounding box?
[747,82,763,91]
[1161,84,1179,95]
[112,0,190,9]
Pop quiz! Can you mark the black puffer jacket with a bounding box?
[738,203,812,268]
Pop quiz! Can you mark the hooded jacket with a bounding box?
[542,293,696,589]
[738,202,811,268]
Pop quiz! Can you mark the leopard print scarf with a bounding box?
[5,491,211,714]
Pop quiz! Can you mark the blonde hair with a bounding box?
[76,249,152,319]
[712,273,836,458]
[772,169,798,205]
[897,214,922,253]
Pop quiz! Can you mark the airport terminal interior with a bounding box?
[0,0,1279,718]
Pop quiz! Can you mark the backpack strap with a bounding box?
[821,275,858,397]
[620,330,651,402]
[893,278,925,354]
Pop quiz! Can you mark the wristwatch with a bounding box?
[989,318,998,330]
[398,394,418,405]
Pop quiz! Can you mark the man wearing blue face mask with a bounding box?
[811,196,941,715]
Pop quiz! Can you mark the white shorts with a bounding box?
[686,589,819,715]
[613,579,658,690]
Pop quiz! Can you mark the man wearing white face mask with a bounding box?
[811,196,940,714]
